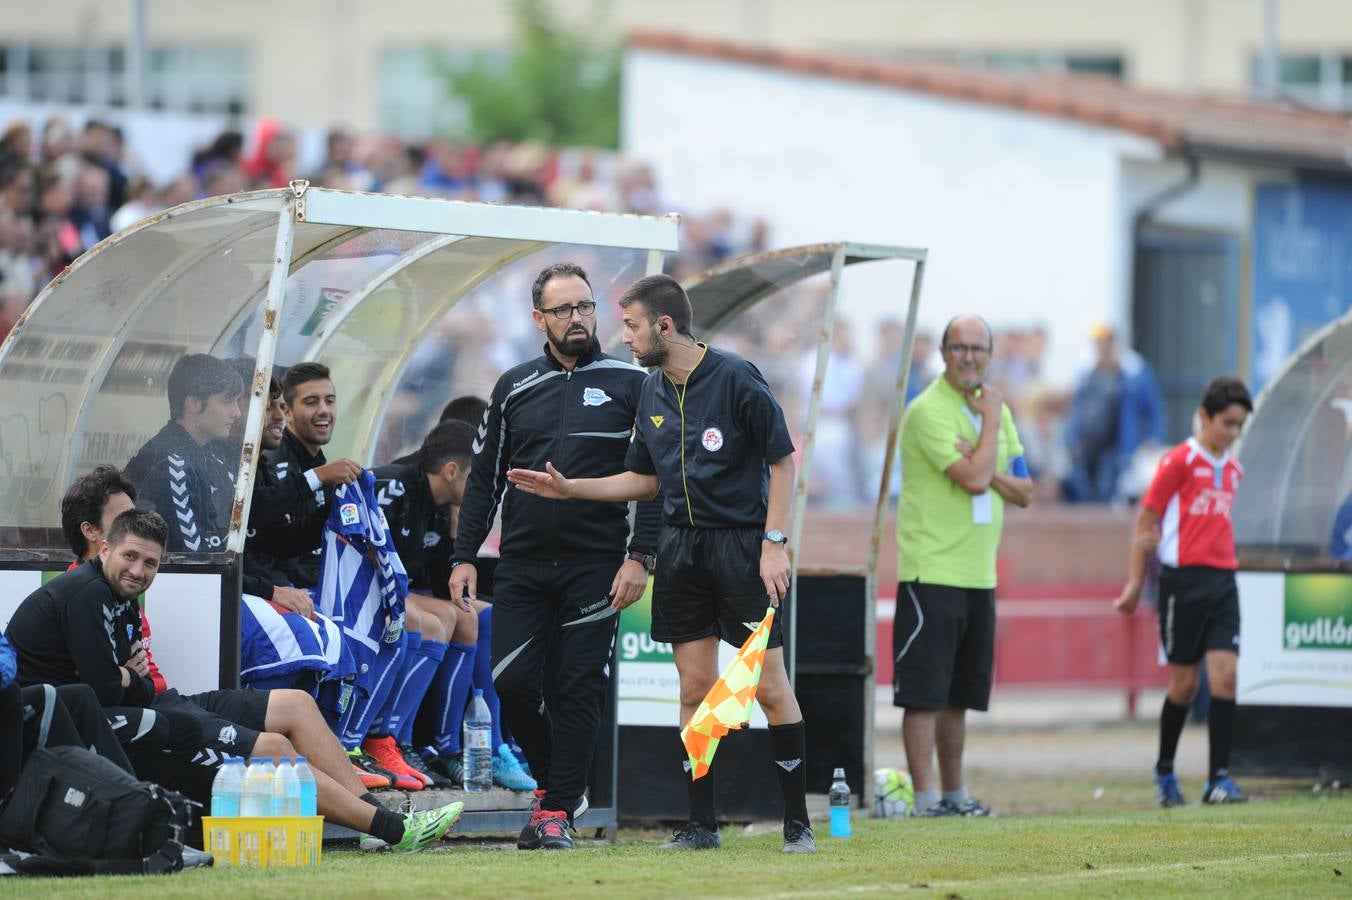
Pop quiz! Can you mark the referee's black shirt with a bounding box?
[626,344,795,529]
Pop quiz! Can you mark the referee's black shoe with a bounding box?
[782,820,816,854]
[659,821,721,850]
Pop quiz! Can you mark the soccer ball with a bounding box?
[872,767,914,818]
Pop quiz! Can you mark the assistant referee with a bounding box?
[507,273,815,855]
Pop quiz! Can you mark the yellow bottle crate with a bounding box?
[202,816,323,868]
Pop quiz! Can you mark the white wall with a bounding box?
[624,49,1161,385]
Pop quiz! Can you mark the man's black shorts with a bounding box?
[892,581,995,711]
[153,687,271,757]
[653,526,783,648]
[1158,565,1240,665]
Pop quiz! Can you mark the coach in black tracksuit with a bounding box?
[451,263,659,852]
[506,274,815,854]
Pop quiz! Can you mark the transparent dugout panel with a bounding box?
[371,245,651,465]
[0,199,284,555]
[1234,317,1352,571]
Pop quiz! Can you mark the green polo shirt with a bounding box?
[897,375,1024,589]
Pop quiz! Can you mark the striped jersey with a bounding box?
[239,595,344,686]
[314,471,408,693]
[1142,437,1242,570]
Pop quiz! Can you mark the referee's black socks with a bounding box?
[769,720,810,826]
[682,751,717,831]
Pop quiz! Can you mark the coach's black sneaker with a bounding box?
[517,809,574,850]
[401,743,452,789]
[659,821,721,850]
[782,820,817,854]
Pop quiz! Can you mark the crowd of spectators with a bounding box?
[0,114,766,345]
[0,112,1167,508]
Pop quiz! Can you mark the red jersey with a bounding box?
[1142,438,1242,570]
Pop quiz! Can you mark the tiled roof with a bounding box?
[629,30,1352,172]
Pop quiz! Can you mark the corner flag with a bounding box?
[680,606,775,780]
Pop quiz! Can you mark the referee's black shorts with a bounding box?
[653,526,784,648]
[892,581,995,711]
[1158,565,1240,665]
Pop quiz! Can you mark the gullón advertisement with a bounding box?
[1237,572,1352,708]
[617,578,769,729]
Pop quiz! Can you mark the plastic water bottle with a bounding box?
[829,767,852,838]
[208,758,245,867]
[292,757,319,866]
[463,689,493,793]
[273,756,301,816]
[210,757,245,817]
[241,757,276,817]
[294,757,318,816]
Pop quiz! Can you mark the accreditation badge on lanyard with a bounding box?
[961,406,994,525]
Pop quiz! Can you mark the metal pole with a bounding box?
[1260,0,1281,99]
[867,255,926,578]
[127,0,147,110]
[227,203,297,554]
[785,245,846,683]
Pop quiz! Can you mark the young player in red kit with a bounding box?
[1114,376,1253,807]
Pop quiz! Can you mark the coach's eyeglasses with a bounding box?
[943,343,991,358]
[539,300,598,319]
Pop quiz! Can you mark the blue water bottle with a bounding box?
[829,767,852,838]
[293,757,318,816]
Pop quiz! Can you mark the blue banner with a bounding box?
[1251,182,1352,390]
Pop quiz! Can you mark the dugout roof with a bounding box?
[1235,309,1352,572]
[0,184,678,561]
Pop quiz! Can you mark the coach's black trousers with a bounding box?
[491,559,619,818]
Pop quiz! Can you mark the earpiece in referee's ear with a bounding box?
[660,323,668,332]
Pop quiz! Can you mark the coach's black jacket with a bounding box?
[124,421,234,554]
[6,559,154,708]
[454,338,659,566]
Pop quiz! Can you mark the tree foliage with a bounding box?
[442,0,620,148]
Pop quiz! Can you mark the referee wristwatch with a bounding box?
[762,530,788,545]
[627,550,657,573]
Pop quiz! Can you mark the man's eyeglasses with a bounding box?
[943,343,991,357]
[538,300,597,320]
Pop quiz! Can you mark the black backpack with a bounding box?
[0,746,200,875]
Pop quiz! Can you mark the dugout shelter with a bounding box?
[0,181,678,836]
[1231,310,1352,780]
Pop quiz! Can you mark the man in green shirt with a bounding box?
[895,315,1032,817]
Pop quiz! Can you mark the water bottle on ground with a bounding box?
[294,756,318,816]
[463,689,493,793]
[210,757,245,817]
[241,757,276,817]
[829,767,852,838]
[274,756,301,816]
